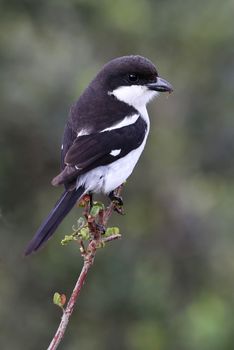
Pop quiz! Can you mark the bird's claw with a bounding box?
[113,204,125,215]
[109,191,123,205]
[108,191,125,215]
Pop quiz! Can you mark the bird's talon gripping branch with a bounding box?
[109,191,124,206]
[113,205,125,215]
[88,193,93,210]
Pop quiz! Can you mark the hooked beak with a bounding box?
[147,77,173,93]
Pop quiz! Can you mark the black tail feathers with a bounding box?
[24,186,85,256]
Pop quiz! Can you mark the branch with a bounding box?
[47,185,123,350]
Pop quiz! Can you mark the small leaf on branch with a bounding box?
[96,241,105,249]
[61,234,77,245]
[53,292,66,308]
[79,227,90,240]
[77,217,86,228]
[78,194,90,207]
[105,227,120,236]
[72,217,86,232]
[93,201,105,209]
[60,294,66,306]
[89,201,105,217]
[90,205,100,217]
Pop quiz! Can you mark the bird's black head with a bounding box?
[93,55,173,108]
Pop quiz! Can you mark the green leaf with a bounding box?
[53,292,62,307]
[93,201,105,210]
[72,217,86,232]
[90,205,101,217]
[105,227,120,236]
[61,234,76,245]
[53,292,66,308]
[77,217,86,229]
[79,227,90,240]
[89,202,105,217]
[96,241,105,249]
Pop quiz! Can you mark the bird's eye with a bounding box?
[128,73,139,83]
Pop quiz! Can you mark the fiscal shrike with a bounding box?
[25,55,173,255]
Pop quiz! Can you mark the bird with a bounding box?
[25,55,173,255]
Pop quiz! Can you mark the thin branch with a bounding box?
[102,233,122,243]
[47,186,123,350]
[47,254,93,350]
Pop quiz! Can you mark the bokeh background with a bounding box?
[1,1,234,349]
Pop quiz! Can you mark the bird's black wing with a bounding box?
[60,121,77,170]
[52,116,147,186]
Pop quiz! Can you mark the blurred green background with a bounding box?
[1,1,234,349]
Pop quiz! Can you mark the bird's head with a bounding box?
[95,55,173,109]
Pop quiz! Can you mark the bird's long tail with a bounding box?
[24,186,86,256]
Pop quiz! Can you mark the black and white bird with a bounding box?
[25,55,173,255]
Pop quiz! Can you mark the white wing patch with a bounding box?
[110,149,121,156]
[77,129,90,137]
[101,114,139,132]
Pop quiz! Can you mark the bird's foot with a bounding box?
[89,193,93,209]
[113,205,125,215]
[109,191,125,215]
[109,191,123,206]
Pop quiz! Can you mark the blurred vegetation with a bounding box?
[1,0,234,349]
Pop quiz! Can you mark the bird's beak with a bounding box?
[147,77,173,93]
